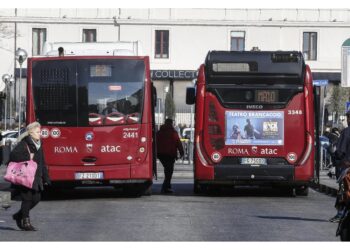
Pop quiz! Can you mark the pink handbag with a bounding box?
[4,145,38,189]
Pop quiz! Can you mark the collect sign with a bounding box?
[313,79,329,86]
[151,70,197,80]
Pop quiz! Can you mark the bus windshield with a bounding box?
[32,59,145,127]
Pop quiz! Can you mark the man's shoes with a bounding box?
[161,188,174,194]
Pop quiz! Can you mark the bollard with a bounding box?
[0,191,11,209]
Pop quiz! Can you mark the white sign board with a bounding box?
[341,47,350,87]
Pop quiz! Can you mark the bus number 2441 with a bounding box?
[123,132,139,139]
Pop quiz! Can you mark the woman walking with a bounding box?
[10,122,51,231]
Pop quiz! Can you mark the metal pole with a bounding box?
[9,85,12,129]
[18,65,21,134]
[157,98,161,130]
[320,86,326,135]
[4,85,7,130]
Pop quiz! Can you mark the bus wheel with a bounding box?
[142,182,153,196]
[123,184,142,197]
[295,186,309,196]
[193,181,203,194]
[281,187,296,197]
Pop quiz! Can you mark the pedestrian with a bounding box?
[329,111,350,222]
[156,118,184,194]
[10,122,51,231]
[327,127,341,178]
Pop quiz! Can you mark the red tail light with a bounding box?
[208,125,222,135]
[209,102,218,122]
[207,100,225,153]
[210,138,225,150]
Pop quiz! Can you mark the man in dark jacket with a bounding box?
[156,118,184,194]
[10,122,51,231]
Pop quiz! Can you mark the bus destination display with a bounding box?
[90,65,112,77]
[255,90,278,103]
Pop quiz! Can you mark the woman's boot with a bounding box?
[12,212,24,230]
[22,217,37,231]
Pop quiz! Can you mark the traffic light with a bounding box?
[0,92,6,99]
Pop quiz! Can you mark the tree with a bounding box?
[164,91,175,121]
[329,84,350,126]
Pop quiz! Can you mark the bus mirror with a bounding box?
[186,87,195,105]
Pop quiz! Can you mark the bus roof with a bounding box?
[204,51,305,85]
[42,41,143,57]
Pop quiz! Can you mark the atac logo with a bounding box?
[251,146,258,154]
[85,132,94,141]
[86,144,93,153]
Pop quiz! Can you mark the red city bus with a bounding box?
[186,51,314,196]
[26,42,156,195]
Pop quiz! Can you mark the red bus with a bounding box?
[26,42,156,195]
[186,51,314,196]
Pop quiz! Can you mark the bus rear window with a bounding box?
[32,59,145,126]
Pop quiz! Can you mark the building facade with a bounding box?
[1,8,350,127]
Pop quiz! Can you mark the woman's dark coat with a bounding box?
[9,135,50,191]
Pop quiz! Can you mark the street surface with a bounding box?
[0,179,339,241]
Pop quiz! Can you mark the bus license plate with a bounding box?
[75,172,104,180]
[241,158,267,165]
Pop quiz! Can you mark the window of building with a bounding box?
[303,32,317,60]
[155,30,169,59]
[32,28,47,56]
[83,29,97,42]
[230,31,245,51]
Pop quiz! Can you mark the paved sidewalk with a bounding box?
[312,170,338,196]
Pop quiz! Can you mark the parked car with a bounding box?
[1,128,26,147]
[182,128,194,143]
[319,135,330,149]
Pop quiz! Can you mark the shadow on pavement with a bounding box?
[7,182,307,201]
[257,215,329,223]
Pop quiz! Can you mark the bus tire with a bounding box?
[281,187,295,197]
[193,181,203,194]
[123,184,142,197]
[142,182,153,196]
[295,186,309,196]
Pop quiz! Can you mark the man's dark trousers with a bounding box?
[158,154,176,191]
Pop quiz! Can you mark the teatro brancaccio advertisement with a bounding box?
[225,111,284,146]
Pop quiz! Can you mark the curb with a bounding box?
[310,182,338,197]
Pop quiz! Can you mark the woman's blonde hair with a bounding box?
[17,121,41,142]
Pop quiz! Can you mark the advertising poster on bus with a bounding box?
[225,111,284,146]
